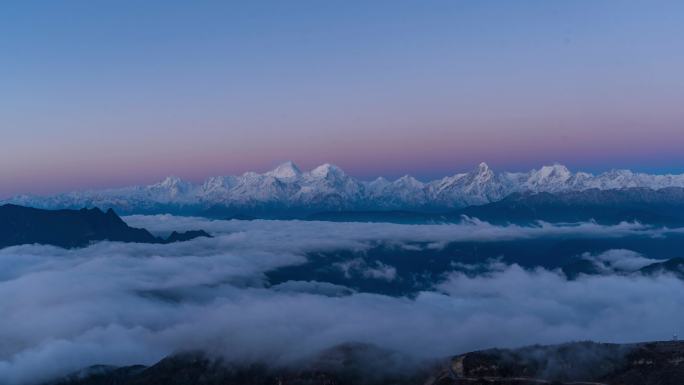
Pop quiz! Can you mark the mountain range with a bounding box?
[5,162,684,216]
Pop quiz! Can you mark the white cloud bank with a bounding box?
[0,216,682,384]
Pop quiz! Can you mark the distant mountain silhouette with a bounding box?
[307,188,684,225]
[457,187,684,225]
[0,204,210,248]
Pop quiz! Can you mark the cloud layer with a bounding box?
[1,217,683,384]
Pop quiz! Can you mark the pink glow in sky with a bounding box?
[2,1,684,197]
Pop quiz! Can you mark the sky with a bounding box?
[2,0,684,197]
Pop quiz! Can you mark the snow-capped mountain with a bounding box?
[5,162,684,215]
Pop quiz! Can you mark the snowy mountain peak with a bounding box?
[147,176,194,200]
[158,176,184,187]
[154,176,192,192]
[266,161,302,179]
[521,164,574,192]
[395,175,424,188]
[539,164,571,177]
[309,163,344,178]
[530,164,572,183]
[201,176,237,192]
[473,162,494,182]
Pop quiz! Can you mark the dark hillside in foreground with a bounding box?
[47,340,684,385]
[0,204,210,248]
[48,344,431,385]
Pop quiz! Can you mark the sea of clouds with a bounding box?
[1,216,683,384]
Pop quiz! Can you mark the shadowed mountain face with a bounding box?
[456,188,684,226]
[0,204,210,248]
[309,187,684,226]
[46,341,684,385]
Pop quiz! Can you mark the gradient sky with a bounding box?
[2,0,684,197]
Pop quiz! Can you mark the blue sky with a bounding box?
[2,1,684,196]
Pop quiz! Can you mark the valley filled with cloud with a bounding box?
[1,217,683,384]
